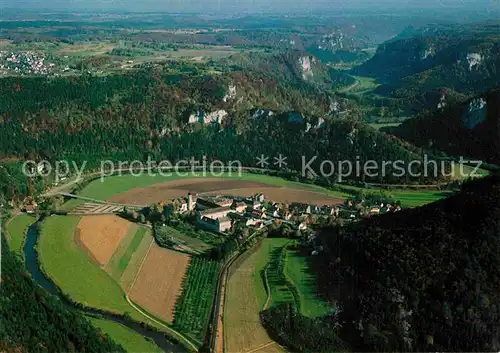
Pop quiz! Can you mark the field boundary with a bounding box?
[262,264,272,310]
[126,296,199,352]
[74,227,102,266]
[123,236,199,350]
[126,236,154,293]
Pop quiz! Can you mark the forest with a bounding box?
[354,23,500,111]
[391,88,500,164]
[260,175,500,351]
[0,237,125,352]
[306,175,500,351]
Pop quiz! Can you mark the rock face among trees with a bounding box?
[392,88,500,164]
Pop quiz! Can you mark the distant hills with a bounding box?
[313,175,500,351]
[222,50,356,90]
[354,22,500,110]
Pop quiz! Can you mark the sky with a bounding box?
[0,0,497,13]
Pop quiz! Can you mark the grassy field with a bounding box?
[224,238,290,353]
[75,172,351,201]
[119,234,153,292]
[369,122,402,130]
[266,246,295,308]
[70,172,451,210]
[38,215,178,334]
[117,226,148,277]
[452,164,490,180]
[39,216,132,312]
[225,238,333,351]
[5,214,35,257]
[88,316,162,353]
[104,223,140,280]
[252,238,292,309]
[392,190,451,207]
[285,249,332,317]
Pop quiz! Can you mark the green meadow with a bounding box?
[285,249,332,317]
[88,317,162,353]
[6,214,35,257]
[38,216,132,313]
[69,172,452,209]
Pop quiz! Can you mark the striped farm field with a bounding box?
[76,215,132,266]
[224,238,290,353]
[104,223,144,281]
[38,215,168,331]
[38,216,132,313]
[129,245,191,323]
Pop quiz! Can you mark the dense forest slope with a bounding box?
[354,23,500,109]
[391,88,500,163]
[0,52,446,202]
[0,237,124,352]
[311,175,500,351]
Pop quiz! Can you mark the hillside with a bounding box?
[0,53,448,202]
[309,175,500,351]
[0,236,125,352]
[390,88,500,164]
[221,51,356,90]
[354,23,500,110]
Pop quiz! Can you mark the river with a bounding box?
[23,220,187,353]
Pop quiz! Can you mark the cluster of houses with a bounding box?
[0,51,55,75]
[345,199,402,217]
[166,192,341,234]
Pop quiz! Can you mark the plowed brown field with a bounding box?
[76,215,131,266]
[107,178,343,206]
[129,245,190,323]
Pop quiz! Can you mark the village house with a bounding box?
[179,201,189,213]
[311,205,321,214]
[24,204,36,214]
[254,193,265,202]
[196,197,222,210]
[321,206,335,216]
[245,199,261,210]
[249,209,266,219]
[280,210,292,220]
[232,201,247,214]
[298,221,308,230]
[196,206,232,221]
[244,218,261,227]
[24,199,38,214]
[268,207,280,218]
[198,216,232,233]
